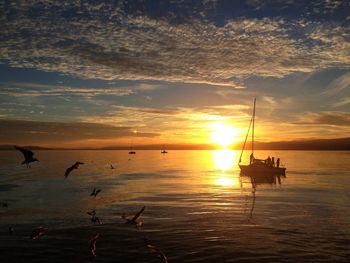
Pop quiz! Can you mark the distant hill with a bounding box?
[100,137,350,150]
[0,145,52,150]
[252,137,350,151]
[1,137,349,150]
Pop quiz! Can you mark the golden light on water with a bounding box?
[212,149,236,170]
[212,149,240,188]
[210,122,241,147]
[216,176,237,187]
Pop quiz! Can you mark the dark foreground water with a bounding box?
[0,150,349,262]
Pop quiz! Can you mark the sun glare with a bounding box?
[210,123,240,147]
[217,177,236,187]
[212,149,236,170]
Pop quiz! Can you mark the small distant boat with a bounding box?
[129,133,136,154]
[161,150,168,154]
[238,98,286,176]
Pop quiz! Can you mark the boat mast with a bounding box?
[252,98,256,156]
[238,98,255,164]
[238,115,253,164]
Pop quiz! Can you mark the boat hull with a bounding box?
[239,164,286,176]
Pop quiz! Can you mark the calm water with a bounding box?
[0,150,349,262]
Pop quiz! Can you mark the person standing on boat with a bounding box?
[267,156,271,166]
[250,153,254,164]
[276,158,280,168]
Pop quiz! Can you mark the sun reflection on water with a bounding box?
[212,149,236,171]
[212,149,240,188]
[216,176,236,187]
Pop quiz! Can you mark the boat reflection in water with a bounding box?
[240,170,286,220]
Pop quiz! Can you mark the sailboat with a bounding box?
[161,145,168,154]
[238,98,286,176]
[129,130,137,154]
[129,145,136,154]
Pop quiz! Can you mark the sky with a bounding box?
[0,0,350,148]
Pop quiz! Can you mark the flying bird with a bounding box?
[65,162,84,178]
[110,164,115,169]
[87,209,96,217]
[122,206,145,228]
[89,233,100,257]
[90,188,101,197]
[30,226,47,240]
[144,237,169,263]
[14,146,39,168]
[91,215,102,225]
[87,209,101,225]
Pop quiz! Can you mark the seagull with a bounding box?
[91,215,102,225]
[90,188,101,197]
[122,206,145,228]
[87,209,101,225]
[65,162,84,178]
[14,146,39,168]
[87,209,96,217]
[144,237,169,263]
[89,233,100,257]
[110,164,115,169]
[30,226,47,240]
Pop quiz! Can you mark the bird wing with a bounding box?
[145,241,168,263]
[72,162,84,169]
[30,229,39,239]
[95,189,101,195]
[15,146,34,159]
[89,233,100,245]
[90,188,96,196]
[131,206,145,222]
[65,166,74,177]
[87,209,96,216]
[89,233,100,257]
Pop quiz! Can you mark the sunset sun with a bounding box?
[210,123,240,147]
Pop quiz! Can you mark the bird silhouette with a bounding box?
[110,164,115,169]
[64,162,84,178]
[144,237,169,263]
[89,233,100,257]
[87,209,96,217]
[30,226,47,240]
[122,206,145,228]
[14,146,39,168]
[87,209,101,225]
[91,215,102,225]
[90,188,101,197]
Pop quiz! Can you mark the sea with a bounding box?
[0,150,349,262]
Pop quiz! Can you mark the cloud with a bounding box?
[322,71,350,96]
[294,111,350,126]
[1,1,350,86]
[331,97,350,107]
[0,82,134,98]
[0,119,158,146]
[79,104,252,139]
[247,0,348,14]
